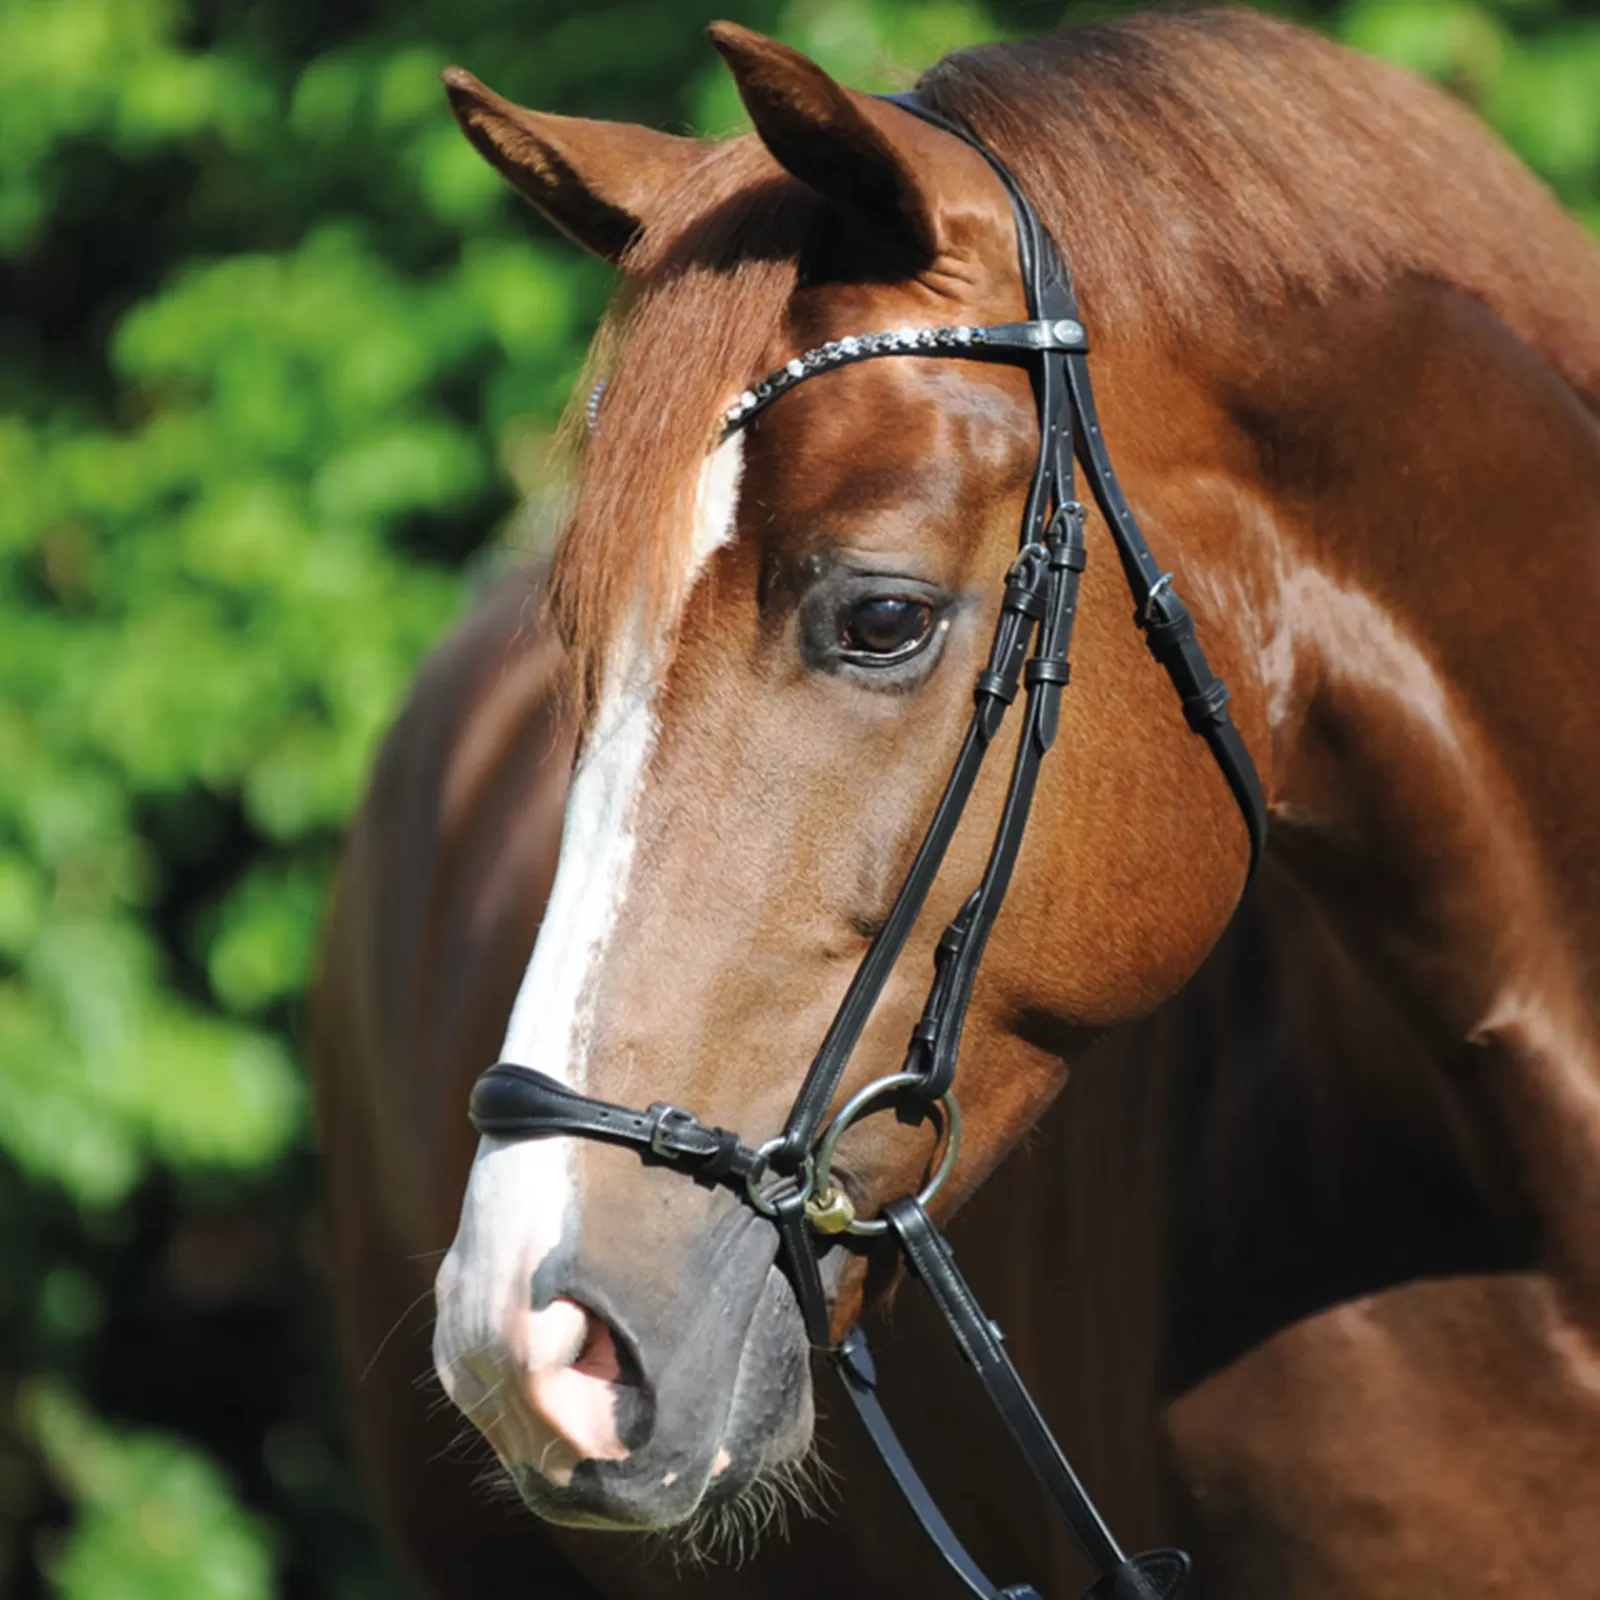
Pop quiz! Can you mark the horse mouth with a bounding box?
[502,1264,817,1538]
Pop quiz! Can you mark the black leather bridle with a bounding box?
[467,95,1267,1600]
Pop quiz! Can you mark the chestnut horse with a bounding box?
[310,10,1600,1597]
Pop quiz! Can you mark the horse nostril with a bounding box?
[515,1297,651,1472]
[573,1308,624,1383]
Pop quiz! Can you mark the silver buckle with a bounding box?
[1140,571,1174,624]
[647,1105,698,1159]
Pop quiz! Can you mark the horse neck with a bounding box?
[1229,270,1600,1309]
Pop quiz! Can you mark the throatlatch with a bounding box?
[468,91,1267,1600]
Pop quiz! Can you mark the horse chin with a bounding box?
[507,1265,817,1539]
[506,1425,821,1546]
[509,1425,822,1544]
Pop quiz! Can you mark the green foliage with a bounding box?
[0,0,1593,1594]
[26,1382,273,1600]
[1341,0,1600,227]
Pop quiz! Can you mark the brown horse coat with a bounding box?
[312,10,1600,1596]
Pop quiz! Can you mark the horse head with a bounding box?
[429,23,1264,1536]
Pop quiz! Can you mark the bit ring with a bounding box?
[810,1072,962,1237]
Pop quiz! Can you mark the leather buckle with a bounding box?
[1005,540,1049,590]
[1138,571,1175,626]
[646,1104,698,1159]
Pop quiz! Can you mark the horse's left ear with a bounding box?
[707,22,950,266]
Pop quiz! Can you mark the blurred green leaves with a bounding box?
[0,0,1594,1594]
[0,0,270,251]
[0,918,302,1204]
[27,1382,273,1600]
[1340,0,1600,227]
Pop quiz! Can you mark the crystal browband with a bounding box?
[582,318,1088,437]
[722,317,1088,431]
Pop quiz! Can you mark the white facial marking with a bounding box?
[433,434,745,1465]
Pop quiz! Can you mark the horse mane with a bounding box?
[549,6,1600,710]
[917,9,1600,392]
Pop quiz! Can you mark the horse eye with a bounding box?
[841,597,935,662]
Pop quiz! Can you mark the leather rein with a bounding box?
[467,95,1267,1600]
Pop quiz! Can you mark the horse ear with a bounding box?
[442,68,704,263]
[707,23,941,264]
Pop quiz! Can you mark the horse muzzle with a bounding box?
[433,1163,813,1530]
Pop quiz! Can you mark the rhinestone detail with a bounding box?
[724,323,1005,432]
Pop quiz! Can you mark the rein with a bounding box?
[468,94,1267,1600]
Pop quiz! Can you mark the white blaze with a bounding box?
[433,435,745,1439]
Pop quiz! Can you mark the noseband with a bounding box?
[468,95,1267,1600]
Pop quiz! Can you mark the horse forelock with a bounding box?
[548,138,814,725]
[546,6,1600,726]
